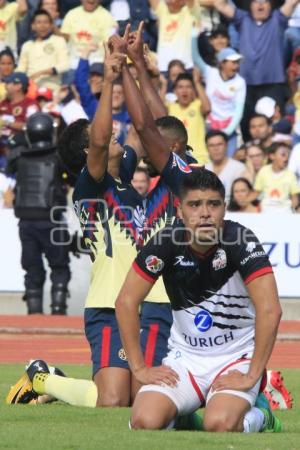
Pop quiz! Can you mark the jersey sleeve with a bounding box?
[72,166,113,203]
[119,145,137,184]
[133,228,172,284]
[229,224,273,285]
[160,152,193,196]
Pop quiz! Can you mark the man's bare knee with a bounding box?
[130,412,163,430]
[97,392,129,407]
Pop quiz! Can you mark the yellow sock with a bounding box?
[33,373,49,394]
[44,375,97,407]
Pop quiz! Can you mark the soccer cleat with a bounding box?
[260,407,282,433]
[26,359,50,381]
[263,370,293,410]
[6,373,38,404]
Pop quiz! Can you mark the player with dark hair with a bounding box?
[116,168,282,433]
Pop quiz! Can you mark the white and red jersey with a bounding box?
[134,219,273,362]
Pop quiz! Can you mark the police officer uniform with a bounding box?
[12,112,71,315]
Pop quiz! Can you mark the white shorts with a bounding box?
[139,349,262,416]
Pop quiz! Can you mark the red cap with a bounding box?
[36,86,53,101]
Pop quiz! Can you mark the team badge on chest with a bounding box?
[212,249,227,271]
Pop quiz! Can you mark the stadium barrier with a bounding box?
[1,209,300,297]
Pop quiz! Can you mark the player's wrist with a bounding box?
[132,363,147,374]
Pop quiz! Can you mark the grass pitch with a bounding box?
[0,364,299,450]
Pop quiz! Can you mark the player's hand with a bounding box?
[103,42,126,82]
[108,24,130,55]
[127,21,145,66]
[211,369,257,392]
[133,364,179,387]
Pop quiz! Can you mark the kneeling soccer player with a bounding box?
[115,169,282,432]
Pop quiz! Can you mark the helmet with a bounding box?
[25,112,56,151]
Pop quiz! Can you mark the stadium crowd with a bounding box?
[1,0,300,213]
[4,2,296,435]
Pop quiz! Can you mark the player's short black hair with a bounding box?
[32,9,53,23]
[173,72,194,89]
[57,119,90,177]
[155,115,188,145]
[179,168,225,201]
[205,129,228,144]
[249,113,272,126]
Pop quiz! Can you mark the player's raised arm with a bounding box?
[127,22,167,119]
[115,267,178,387]
[87,42,126,181]
[110,31,171,173]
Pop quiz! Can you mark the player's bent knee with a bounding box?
[130,412,163,430]
[98,392,129,407]
[203,414,239,432]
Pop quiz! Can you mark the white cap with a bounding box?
[255,96,276,118]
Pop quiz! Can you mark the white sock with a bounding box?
[243,407,265,433]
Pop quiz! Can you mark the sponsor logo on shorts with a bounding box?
[212,249,227,271]
[145,255,164,273]
[182,331,234,348]
[118,348,127,361]
[240,251,265,266]
[194,310,213,332]
[174,256,195,267]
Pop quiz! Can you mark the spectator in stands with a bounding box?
[233,144,247,163]
[192,42,246,156]
[131,166,150,196]
[214,0,300,141]
[245,141,266,183]
[60,0,117,79]
[166,72,210,164]
[284,3,300,63]
[149,0,200,73]
[288,142,300,185]
[248,113,273,153]
[254,142,300,212]
[0,0,28,54]
[16,10,70,93]
[163,59,186,102]
[38,0,63,31]
[205,129,249,200]
[0,48,15,101]
[197,24,229,67]
[111,79,130,145]
[0,72,39,168]
[255,96,292,136]
[75,45,104,120]
[227,177,260,212]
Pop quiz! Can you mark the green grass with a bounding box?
[0,364,299,450]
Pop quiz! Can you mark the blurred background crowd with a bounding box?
[1,0,300,214]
